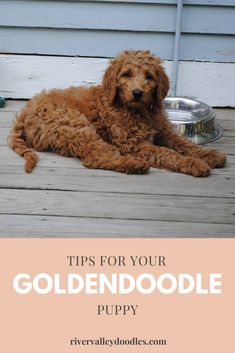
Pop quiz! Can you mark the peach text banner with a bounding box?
[0,238,234,353]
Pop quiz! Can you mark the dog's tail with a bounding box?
[9,115,38,173]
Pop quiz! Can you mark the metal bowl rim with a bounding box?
[164,97,215,116]
[164,97,223,144]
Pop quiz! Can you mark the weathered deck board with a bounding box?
[0,100,234,237]
[1,188,234,224]
[1,215,235,238]
[0,164,234,198]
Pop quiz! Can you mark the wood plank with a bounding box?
[1,1,234,35]
[0,189,234,224]
[1,55,235,106]
[0,27,174,58]
[84,1,235,5]
[0,2,177,33]
[0,214,234,238]
[1,27,235,63]
[0,55,107,99]
[177,62,235,107]
[0,100,27,112]
[180,0,235,4]
[1,1,234,9]
[206,137,235,155]
[214,109,235,121]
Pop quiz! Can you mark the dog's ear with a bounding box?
[102,59,122,105]
[154,64,170,109]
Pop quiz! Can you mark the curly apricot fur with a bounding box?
[9,50,226,176]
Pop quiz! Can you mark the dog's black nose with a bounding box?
[133,89,143,100]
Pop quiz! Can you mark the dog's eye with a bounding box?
[145,73,153,80]
[121,71,132,78]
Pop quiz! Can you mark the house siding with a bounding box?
[0,0,234,62]
[0,0,234,105]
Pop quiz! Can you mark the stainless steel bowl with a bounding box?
[163,97,223,144]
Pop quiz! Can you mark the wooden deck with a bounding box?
[0,100,234,237]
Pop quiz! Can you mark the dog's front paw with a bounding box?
[199,150,226,169]
[191,159,211,177]
[181,158,211,177]
[125,158,150,174]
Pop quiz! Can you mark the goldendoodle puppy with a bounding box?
[9,50,226,176]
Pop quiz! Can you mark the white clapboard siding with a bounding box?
[84,1,235,5]
[1,2,234,35]
[0,1,235,62]
[1,28,235,62]
[0,0,235,104]
[1,55,235,106]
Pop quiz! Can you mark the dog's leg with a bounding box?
[155,119,226,169]
[164,132,226,168]
[135,142,211,177]
[53,125,149,174]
